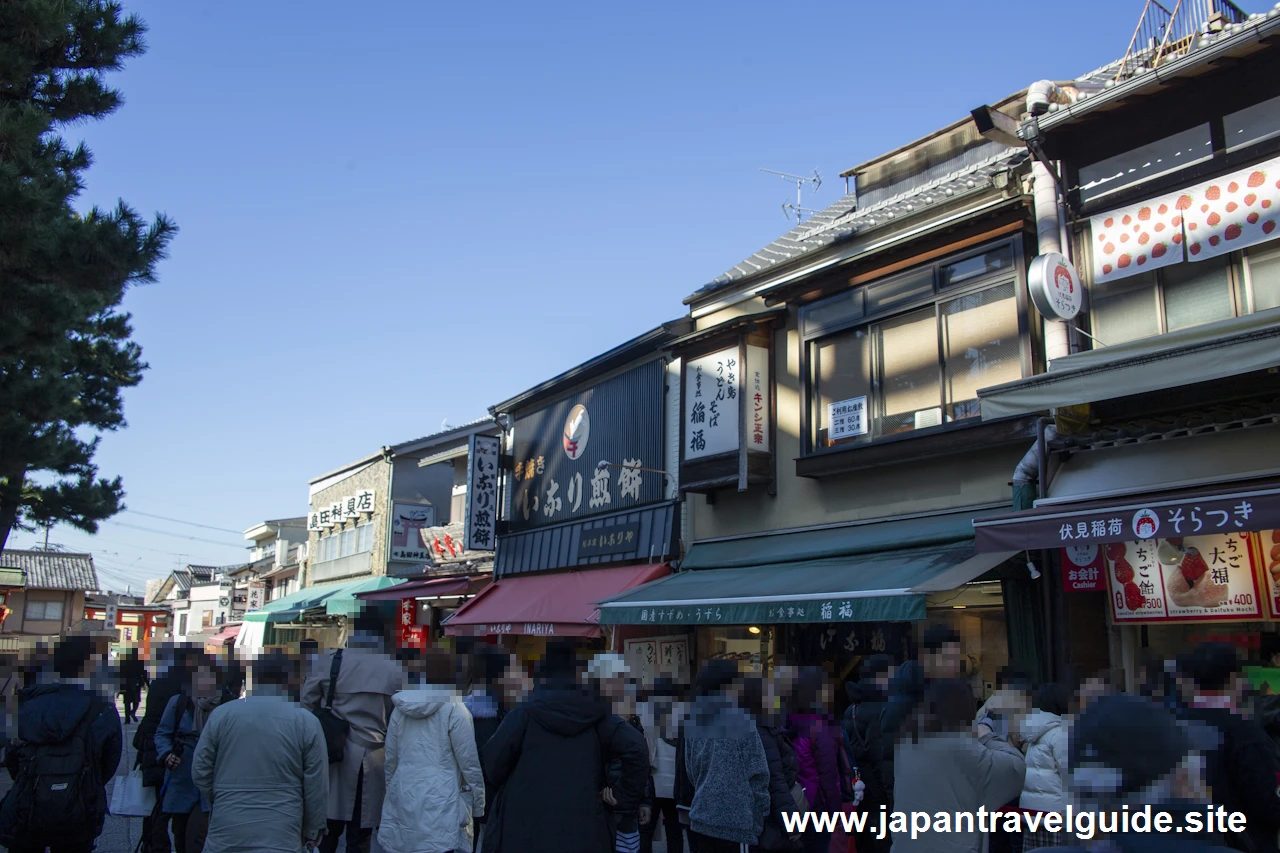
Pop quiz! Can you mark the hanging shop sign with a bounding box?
[1028,252,1084,320]
[1062,545,1106,592]
[1105,532,1263,623]
[508,360,665,532]
[1260,530,1280,619]
[677,317,778,495]
[792,621,915,665]
[465,434,500,551]
[309,489,375,530]
[389,502,438,562]
[623,635,690,684]
[1090,155,1280,284]
[396,597,427,649]
[246,582,266,612]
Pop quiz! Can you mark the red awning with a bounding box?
[208,624,241,645]
[444,563,670,638]
[355,576,478,602]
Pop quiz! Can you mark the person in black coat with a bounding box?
[0,636,123,852]
[743,677,800,853]
[118,647,150,724]
[135,646,194,853]
[482,641,648,853]
[843,655,894,853]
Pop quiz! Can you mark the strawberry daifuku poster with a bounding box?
[1180,156,1280,261]
[1089,190,1187,284]
[1106,533,1263,623]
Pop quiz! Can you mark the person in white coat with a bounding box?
[378,650,485,853]
[1017,683,1070,851]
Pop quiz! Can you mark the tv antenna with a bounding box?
[760,168,822,222]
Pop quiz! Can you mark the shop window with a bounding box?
[340,528,357,558]
[1089,256,1238,346]
[806,239,1024,451]
[1246,243,1280,313]
[1079,124,1213,204]
[1225,95,1280,152]
[202,610,213,629]
[357,522,374,553]
[24,599,63,622]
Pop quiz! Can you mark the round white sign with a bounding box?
[562,404,590,461]
[1028,252,1084,321]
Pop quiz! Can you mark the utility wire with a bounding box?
[103,520,245,548]
[122,510,244,536]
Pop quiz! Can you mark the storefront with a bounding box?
[447,324,690,671]
[599,507,1020,697]
[238,575,406,653]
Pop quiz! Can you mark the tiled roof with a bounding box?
[689,146,1028,302]
[1051,399,1280,453]
[0,550,99,591]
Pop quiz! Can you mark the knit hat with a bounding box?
[586,653,630,680]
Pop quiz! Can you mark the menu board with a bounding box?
[1106,532,1263,623]
[1261,530,1280,619]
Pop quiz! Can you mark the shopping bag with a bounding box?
[109,769,156,817]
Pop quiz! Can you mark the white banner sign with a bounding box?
[1089,189,1187,284]
[684,347,740,460]
[390,502,438,562]
[746,345,770,453]
[465,434,499,551]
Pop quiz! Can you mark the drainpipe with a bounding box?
[1033,159,1072,364]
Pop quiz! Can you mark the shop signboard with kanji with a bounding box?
[1105,532,1264,623]
[309,489,375,531]
[465,434,499,551]
[1062,545,1106,592]
[508,360,664,531]
[390,502,437,562]
[684,347,740,460]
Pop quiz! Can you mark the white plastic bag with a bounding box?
[109,769,155,817]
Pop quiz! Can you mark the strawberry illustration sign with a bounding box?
[1106,532,1263,623]
[1089,155,1280,284]
[1028,253,1083,321]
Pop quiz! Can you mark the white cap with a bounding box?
[587,652,630,679]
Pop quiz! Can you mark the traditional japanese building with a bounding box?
[974,0,1280,688]
[445,320,692,680]
[0,549,101,648]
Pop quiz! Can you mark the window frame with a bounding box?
[799,237,1031,457]
[23,597,64,622]
[1084,249,1250,346]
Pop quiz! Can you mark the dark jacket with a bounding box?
[845,685,893,810]
[881,660,923,743]
[466,688,505,820]
[1180,705,1280,853]
[134,670,185,787]
[755,723,801,852]
[118,656,148,696]
[1,683,122,840]
[482,678,647,853]
[605,714,653,834]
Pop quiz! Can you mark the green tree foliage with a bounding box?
[0,0,176,550]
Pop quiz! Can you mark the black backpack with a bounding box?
[310,650,349,763]
[0,695,105,845]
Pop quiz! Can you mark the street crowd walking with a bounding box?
[5,630,1280,853]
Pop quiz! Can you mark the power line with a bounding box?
[122,510,244,536]
[103,520,245,548]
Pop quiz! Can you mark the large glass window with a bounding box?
[1079,125,1213,204]
[1089,257,1238,346]
[357,522,374,553]
[1247,244,1280,313]
[806,240,1023,451]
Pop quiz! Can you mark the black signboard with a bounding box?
[508,360,665,531]
[577,522,641,560]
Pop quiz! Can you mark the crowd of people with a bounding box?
[2,618,1280,853]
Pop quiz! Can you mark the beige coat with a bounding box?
[301,642,405,828]
[192,688,329,853]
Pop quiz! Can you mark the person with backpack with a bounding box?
[1179,642,1280,853]
[155,657,224,853]
[0,635,123,853]
[481,639,648,853]
[300,615,406,853]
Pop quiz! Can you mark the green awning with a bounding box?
[597,542,1017,626]
[243,577,405,623]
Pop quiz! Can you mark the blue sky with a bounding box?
[14,0,1270,591]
